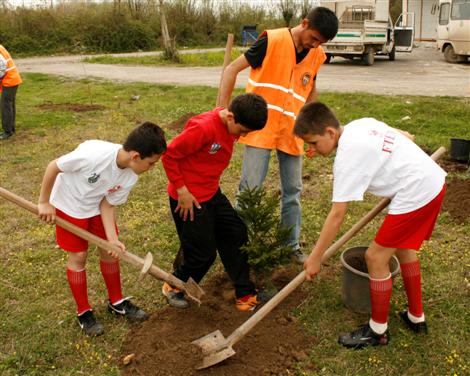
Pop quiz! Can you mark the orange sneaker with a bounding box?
[162,282,189,309]
[236,293,260,312]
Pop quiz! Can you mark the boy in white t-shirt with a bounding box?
[38,122,167,336]
[294,103,446,348]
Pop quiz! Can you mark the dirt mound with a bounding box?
[37,102,106,112]
[443,178,470,223]
[437,158,469,174]
[166,112,196,133]
[120,267,314,375]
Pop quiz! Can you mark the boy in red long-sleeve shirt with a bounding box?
[162,93,268,311]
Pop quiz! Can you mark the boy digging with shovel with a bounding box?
[38,122,167,336]
[294,103,446,348]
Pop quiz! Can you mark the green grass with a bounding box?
[83,49,244,67]
[0,73,469,375]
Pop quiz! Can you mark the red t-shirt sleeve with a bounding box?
[161,120,209,190]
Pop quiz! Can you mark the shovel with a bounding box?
[192,146,446,369]
[0,187,205,305]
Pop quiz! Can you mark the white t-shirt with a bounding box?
[332,118,447,214]
[50,140,138,218]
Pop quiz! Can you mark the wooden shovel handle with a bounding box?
[0,187,187,290]
[216,33,234,107]
[225,146,446,347]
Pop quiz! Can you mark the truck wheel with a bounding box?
[444,45,459,63]
[325,54,332,64]
[388,46,396,61]
[363,48,374,66]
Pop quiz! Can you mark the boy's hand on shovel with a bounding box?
[107,239,125,259]
[38,202,56,223]
[303,254,321,281]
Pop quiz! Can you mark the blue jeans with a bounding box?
[238,145,302,250]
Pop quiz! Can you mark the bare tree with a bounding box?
[278,0,297,27]
[159,0,179,62]
[127,0,143,18]
[300,0,313,19]
[113,0,122,13]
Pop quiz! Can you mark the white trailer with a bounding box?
[435,0,470,62]
[321,0,415,65]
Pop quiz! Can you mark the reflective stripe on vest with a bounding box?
[248,78,307,104]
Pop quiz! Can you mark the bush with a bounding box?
[0,1,289,55]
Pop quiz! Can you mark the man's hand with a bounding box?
[38,202,56,223]
[175,186,201,221]
[304,254,321,281]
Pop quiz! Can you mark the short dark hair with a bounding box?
[306,7,339,41]
[294,102,340,136]
[123,122,167,158]
[229,93,268,131]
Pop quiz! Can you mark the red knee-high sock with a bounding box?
[100,260,123,305]
[66,268,91,315]
[370,275,393,324]
[400,260,423,317]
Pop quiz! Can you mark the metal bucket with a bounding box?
[340,246,400,314]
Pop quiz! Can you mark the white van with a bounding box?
[436,0,470,62]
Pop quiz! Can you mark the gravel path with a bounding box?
[16,46,469,97]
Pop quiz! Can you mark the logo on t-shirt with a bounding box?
[107,185,122,194]
[301,72,311,86]
[88,173,100,184]
[382,131,396,153]
[209,143,221,154]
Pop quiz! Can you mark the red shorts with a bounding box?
[375,184,446,250]
[56,209,118,253]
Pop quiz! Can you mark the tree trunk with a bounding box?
[159,0,179,62]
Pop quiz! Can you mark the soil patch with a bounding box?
[166,112,196,133]
[120,267,314,375]
[437,158,469,174]
[442,178,470,223]
[37,102,106,112]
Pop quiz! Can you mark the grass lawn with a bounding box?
[83,49,244,67]
[0,73,469,375]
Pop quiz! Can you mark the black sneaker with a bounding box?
[0,132,13,140]
[399,311,428,333]
[338,323,390,348]
[77,310,104,336]
[107,297,149,322]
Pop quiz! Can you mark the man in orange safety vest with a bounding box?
[218,7,338,263]
[0,44,22,140]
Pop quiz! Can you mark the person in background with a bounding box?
[0,44,22,140]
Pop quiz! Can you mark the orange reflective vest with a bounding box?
[239,28,326,155]
[0,45,22,88]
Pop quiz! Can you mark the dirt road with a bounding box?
[17,46,469,97]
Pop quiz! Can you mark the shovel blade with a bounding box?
[195,345,236,370]
[192,330,227,355]
[184,277,205,304]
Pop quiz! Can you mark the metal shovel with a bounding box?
[193,146,446,369]
[0,187,205,304]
